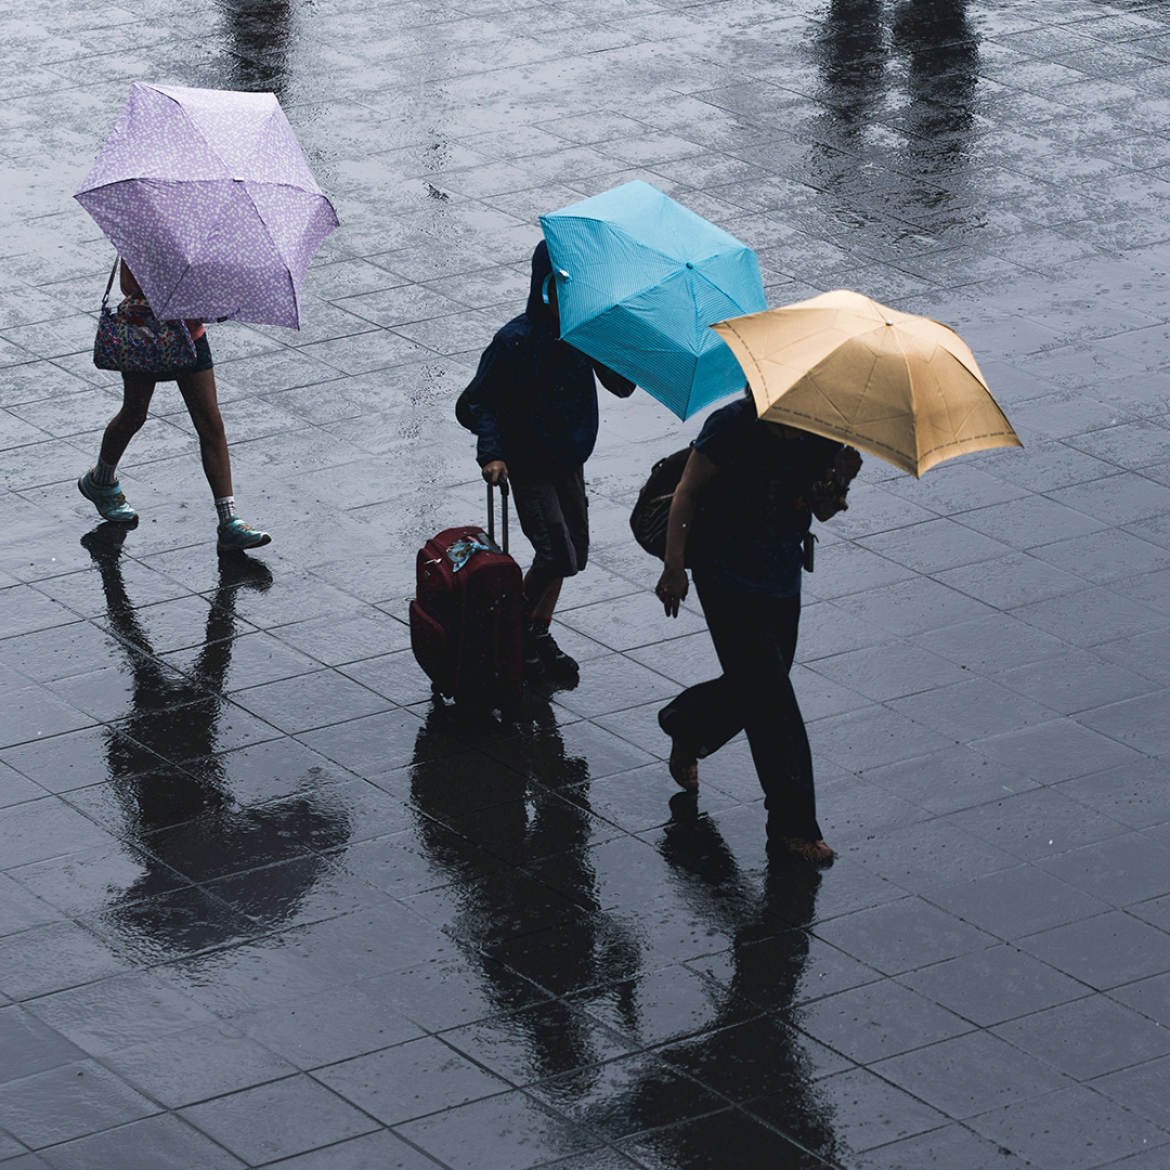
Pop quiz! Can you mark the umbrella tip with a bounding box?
[885,319,894,326]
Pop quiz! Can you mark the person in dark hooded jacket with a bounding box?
[458,240,635,677]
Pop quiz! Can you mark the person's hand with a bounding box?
[834,446,862,484]
[656,565,689,618]
[481,460,508,485]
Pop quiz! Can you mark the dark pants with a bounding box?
[660,574,822,842]
[510,464,589,578]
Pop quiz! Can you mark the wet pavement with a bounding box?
[4,0,1170,1166]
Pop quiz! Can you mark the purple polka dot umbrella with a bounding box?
[75,83,339,329]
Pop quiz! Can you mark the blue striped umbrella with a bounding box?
[540,182,767,420]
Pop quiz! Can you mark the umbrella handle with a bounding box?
[486,480,509,556]
[101,256,119,311]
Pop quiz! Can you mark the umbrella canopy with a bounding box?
[540,181,767,420]
[76,83,338,329]
[712,289,1022,477]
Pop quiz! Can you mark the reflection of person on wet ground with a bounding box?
[654,391,862,865]
[647,801,840,1162]
[409,697,641,1077]
[83,525,347,946]
[816,0,978,201]
[218,0,295,99]
[78,258,271,554]
[458,240,635,682]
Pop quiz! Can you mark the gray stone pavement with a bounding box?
[4,0,1170,1166]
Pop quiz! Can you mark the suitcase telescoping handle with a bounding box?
[486,480,509,555]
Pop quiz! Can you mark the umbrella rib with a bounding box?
[157,87,231,175]
[881,322,921,468]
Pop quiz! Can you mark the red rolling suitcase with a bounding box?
[410,482,524,713]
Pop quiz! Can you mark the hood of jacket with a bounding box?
[525,240,557,325]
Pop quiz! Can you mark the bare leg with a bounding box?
[524,574,563,624]
[176,367,233,500]
[99,378,157,467]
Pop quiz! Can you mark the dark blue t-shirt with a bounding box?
[692,397,842,597]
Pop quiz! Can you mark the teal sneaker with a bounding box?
[217,517,271,553]
[78,470,138,523]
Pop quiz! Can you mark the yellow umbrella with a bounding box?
[711,289,1022,477]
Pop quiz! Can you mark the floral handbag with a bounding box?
[93,258,197,374]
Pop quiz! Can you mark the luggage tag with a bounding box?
[446,536,493,572]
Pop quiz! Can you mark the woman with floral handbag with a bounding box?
[79,257,270,553]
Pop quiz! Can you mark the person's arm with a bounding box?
[810,445,862,522]
[592,360,636,399]
[119,259,141,297]
[655,448,718,618]
[460,339,514,479]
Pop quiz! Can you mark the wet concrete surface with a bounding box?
[4,0,1170,1166]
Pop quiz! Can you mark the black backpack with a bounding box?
[629,448,708,566]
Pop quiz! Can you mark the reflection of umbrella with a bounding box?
[75,83,338,329]
[712,289,1022,477]
[540,181,766,420]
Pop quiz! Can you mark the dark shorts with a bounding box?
[122,332,213,384]
[511,464,589,577]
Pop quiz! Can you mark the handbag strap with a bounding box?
[100,257,119,311]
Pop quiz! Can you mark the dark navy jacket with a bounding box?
[458,241,635,475]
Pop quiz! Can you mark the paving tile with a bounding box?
[1059,758,1170,830]
[620,1106,824,1170]
[809,705,957,775]
[1036,833,1170,907]
[24,971,215,1056]
[527,1051,729,1142]
[315,1035,510,1125]
[944,785,1131,861]
[1016,910,1170,991]
[811,897,996,978]
[890,676,1058,742]
[850,818,1020,896]
[910,611,1069,675]
[1075,689,1170,757]
[757,1065,950,1159]
[178,1075,379,1165]
[993,649,1155,716]
[831,576,995,638]
[0,872,62,936]
[971,717,1146,785]
[1011,586,1167,647]
[440,1000,634,1088]
[849,1123,1032,1170]
[993,995,1170,1081]
[967,1084,1168,1170]
[861,745,1037,815]
[806,641,969,703]
[787,979,973,1066]
[926,860,1115,942]
[0,1007,85,1085]
[898,943,1091,1029]
[393,1089,604,1170]
[954,494,1106,549]
[248,1129,448,1170]
[0,920,129,1002]
[38,1114,247,1170]
[569,962,759,1050]
[0,1060,159,1149]
[873,1030,1070,1120]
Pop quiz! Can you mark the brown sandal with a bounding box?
[668,741,699,791]
[778,837,835,864]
